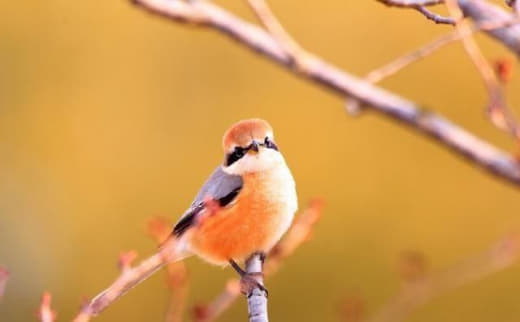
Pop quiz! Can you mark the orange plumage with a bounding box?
[172,119,298,266]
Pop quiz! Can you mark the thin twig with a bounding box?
[376,0,455,24]
[377,0,444,7]
[246,0,314,72]
[445,0,519,140]
[132,0,520,186]
[368,235,520,322]
[414,6,456,24]
[37,292,57,322]
[194,199,324,322]
[365,17,520,84]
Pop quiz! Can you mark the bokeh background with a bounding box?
[1,0,520,321]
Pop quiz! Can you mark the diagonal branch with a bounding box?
[246,0,315,72]
[377,0,520,54]
[458,0,520,55]
[364,17,520,85]
[73,246,171,321]
[414,6,456,25]
[130,0,520,186]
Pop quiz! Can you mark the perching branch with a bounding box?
[194,199,324,322]
[72,200,322,321]
[131,0,520,187]
[244,254,268,322]
[368,235,520,322]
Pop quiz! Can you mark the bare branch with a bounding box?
[377,0,444,7]
[376,0,455,24]
[246,0,314,72]
[365,17,520,84]
[458,0,520,54]
[37,292,57,322]
[414,6,456,24]
[73,246,171,320]
[194,200,324,322]
[131,0,520,186]
[369,235,520,322]
[0,267,9,301]
[445,0,519,139]
[244,254,268,322]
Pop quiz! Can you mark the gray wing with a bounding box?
[172,166,243,236]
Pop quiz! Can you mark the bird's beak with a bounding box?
[248,141,259,154]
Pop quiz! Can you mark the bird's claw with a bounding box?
[239,272,268,298]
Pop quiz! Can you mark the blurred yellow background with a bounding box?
[1,0,520,321]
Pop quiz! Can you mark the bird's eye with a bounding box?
[264,137,278,151]
[225,147,245,166]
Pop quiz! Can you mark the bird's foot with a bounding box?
[240,272,268,298]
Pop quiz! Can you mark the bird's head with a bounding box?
[221,119,283,175]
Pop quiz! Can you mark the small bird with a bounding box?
[165,118,298,290]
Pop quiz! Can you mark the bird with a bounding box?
[163,118,298,292]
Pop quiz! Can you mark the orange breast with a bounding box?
[188,170,291,265]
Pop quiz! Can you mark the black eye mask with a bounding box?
[225,137,279,166]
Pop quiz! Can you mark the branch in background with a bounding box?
[363,17,520,86]
[377,0,455,25]
[73,244,173,321]
[414,6,456,25]
[458,0,520,55]
[367,235,520,322]
[37,292,57,322]
[194,199,324,322]
[246,0,314,72]
[147,218,190,322]
[377,0,444,7]
[131,0,520,187]
[0,267,9,300]
[445,0,520,141]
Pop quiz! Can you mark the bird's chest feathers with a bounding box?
[239,165,297,223]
